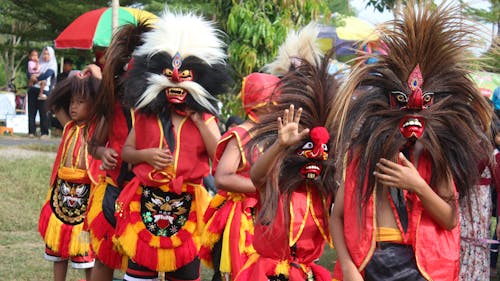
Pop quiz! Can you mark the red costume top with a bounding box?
[106,102,133,184]
[333,152,460,281]
[39,121,102,258]
[114,112,213,272]
[235,184,332,281]
[86,102,132,269]
[200,126,257,277]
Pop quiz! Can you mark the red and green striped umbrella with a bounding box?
[54,7,156,49]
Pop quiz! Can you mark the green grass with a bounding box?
[0,148,88,280]
[0,145,337,280]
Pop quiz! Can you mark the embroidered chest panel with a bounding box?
[140,186,193,237]
[50,179,90,225]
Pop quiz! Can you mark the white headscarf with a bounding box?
[39,46,58,78]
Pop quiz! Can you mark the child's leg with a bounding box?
[85,268,92,281]
[54,260,69,281]
[91,259,114,281]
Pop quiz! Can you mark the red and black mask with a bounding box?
[390,64,434,140]
[164,52,194,105]
[296,126,330,180]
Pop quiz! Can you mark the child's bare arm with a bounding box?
[374,152,457,229]
[331,185,364,281]
[121,128,173,170]
[214,137,256,193]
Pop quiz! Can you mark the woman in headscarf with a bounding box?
[28,46,58,139]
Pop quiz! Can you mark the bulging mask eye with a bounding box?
[392,91,408,103]
[322,143,328,152]
[164,69,173,76]
[422,92,434,104]
[302,141,313,150]
[180,70,192,78]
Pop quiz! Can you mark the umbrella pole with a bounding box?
[112,0,119,31]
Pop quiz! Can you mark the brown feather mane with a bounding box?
[334,1,494,214]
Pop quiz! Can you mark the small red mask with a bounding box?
[297,126,330,180]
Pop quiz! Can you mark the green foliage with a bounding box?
[365,0,400,13]
[212,0,333,119]
[481,47,500,73]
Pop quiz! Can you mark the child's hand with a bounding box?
[100,148,119,170]
[186,110,203,125]
[373,152,427,193]
[144,148,173,170]
[277,104,310,148]
[82,64,102,79]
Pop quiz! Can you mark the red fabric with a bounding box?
[212,126,251,174]
[50,121,103,186]
[201,125,257,273]
[105,102,131,184]
[115,112,213,271]
[333,152,460,281]
[236,185,330,280]
[54,8,105,49]
[132,113,212,187]
[494,150,500,215]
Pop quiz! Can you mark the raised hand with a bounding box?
[277,104,310,148]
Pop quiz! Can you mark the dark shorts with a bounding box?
[364,242,426,281]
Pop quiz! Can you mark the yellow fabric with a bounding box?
[220,202,237,273]
[195,185,210,237]
[276,260,291,276]
[239,209,255,255]
[157,248,176,272]
[376,227,403,242]
[86,179,107,225]
[58,166,88,181]
[44,213,90,256]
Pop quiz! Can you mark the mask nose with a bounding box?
[170,68,180,83]
[407,87,424,110]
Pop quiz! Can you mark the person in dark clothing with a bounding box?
[56,59,74,83]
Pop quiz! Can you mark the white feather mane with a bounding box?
[263,22,323,76]
[134,9,227,66]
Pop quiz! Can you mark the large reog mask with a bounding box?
[125,10,232,116]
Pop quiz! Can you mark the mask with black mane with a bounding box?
[125,10,232,117]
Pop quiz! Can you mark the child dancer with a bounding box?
[38,66,103,281]
[200,22,323,281]
[114,9,232,281]
[85,21,152,281]
[331,2,494,280]
[234,51,340,281]
[200,72,280,281]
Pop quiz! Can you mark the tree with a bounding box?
[210,0,336,118]
[458,1,499,72]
